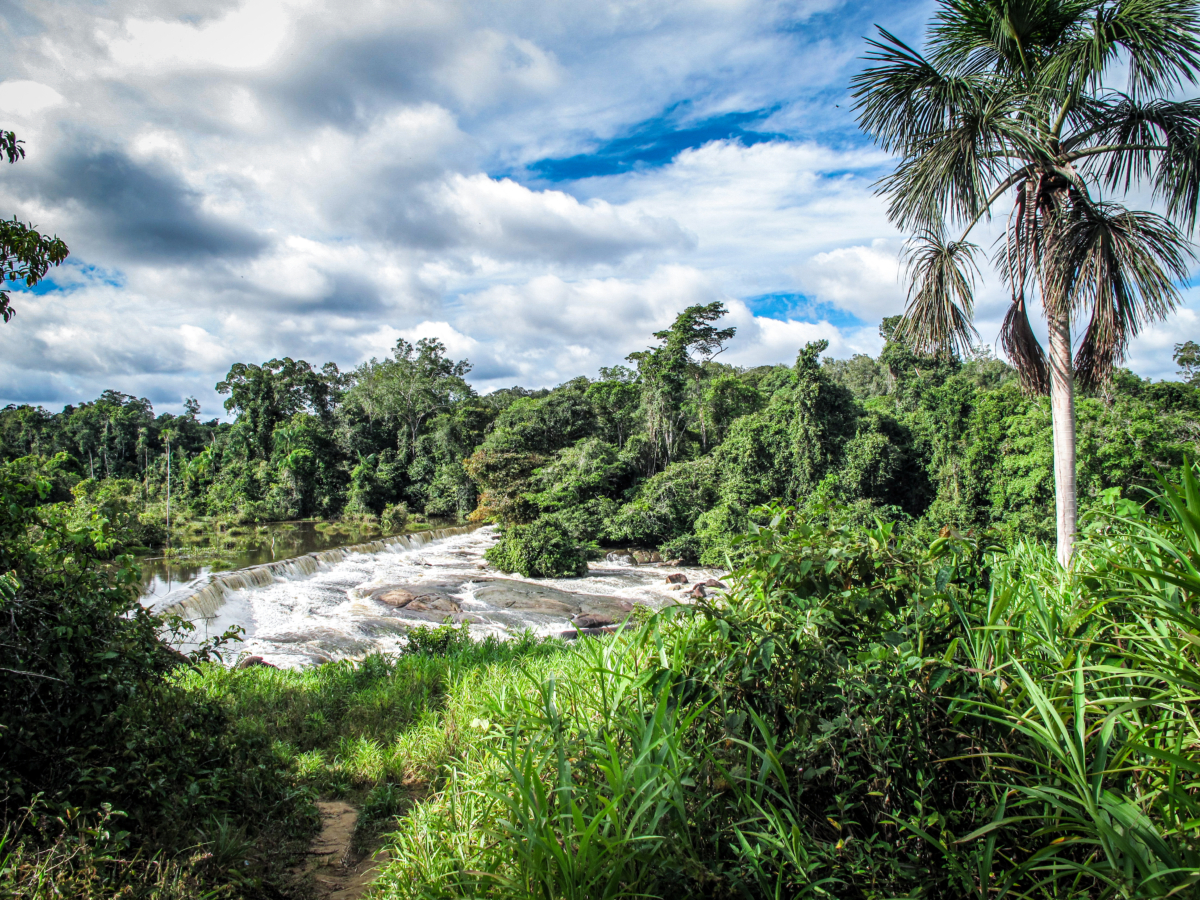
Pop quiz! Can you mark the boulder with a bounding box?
[665,573,688,584]
[703,579,728,590]
[404,596,460,613]
[571,613,615,629]
[605,551,636,565]
[688,584,708,600]
[578,597,635,617]
[374,587,419,607]
[631,550,663,564]
[667,583,686,591]
[236,655,276,670]
[468,579,635,620]
[370,583,462,609]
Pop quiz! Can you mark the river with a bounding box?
[143,526,727,668]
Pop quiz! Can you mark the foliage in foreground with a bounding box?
[370,467,1200,900]
[7,441,1200,898]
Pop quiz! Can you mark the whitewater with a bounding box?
[146,526,726,668]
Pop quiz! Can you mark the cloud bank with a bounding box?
[0,0,1194,418]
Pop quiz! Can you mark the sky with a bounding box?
[0,0,1196,418]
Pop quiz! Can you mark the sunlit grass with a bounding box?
[174,632,568,797]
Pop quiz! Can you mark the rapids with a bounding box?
[147,526,727,668]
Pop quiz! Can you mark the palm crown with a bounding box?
[853,0,1200,562]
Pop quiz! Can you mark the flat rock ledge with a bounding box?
[362,577,658,636]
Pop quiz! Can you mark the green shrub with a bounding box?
[381,501,409,533]
[404,623,473,656]
[603,456,718,547]
[485,516,589,577]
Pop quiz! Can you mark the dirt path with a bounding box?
[300,801,391,900]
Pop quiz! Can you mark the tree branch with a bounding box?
[0,666,65,682]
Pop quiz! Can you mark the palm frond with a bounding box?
[851,28,985,155]
[1047,0,1200,99]
[896,229,982,357]
[1063,94,1200,230]
[1155,104,1200,232]
[931,0,1088,77]
[881,90,1051,231]
[1001,294,1051,394]
[994,179,1052,394]
[1045,199,1193,387]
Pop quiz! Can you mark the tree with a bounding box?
[585,366,641,449]
[1175,340,1200,385]
[0,131,68,322]
[345,338,473,462]
[216,358,331,460]
[854,0,1200,565]
[628,302,736,468]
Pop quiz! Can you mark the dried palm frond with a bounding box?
[1044,200,1192,388]
[1001,293,1050,394]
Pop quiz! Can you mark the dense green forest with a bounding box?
[7,0,1200,895]
[4,307,1197,574]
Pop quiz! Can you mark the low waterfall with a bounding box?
[152,525,477,622]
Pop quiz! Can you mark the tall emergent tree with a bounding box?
[0,130,68,322]
[344,338,473,461]
[853,0,1200,565]
[627,302,736,470]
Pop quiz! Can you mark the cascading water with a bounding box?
[152,526,476,622]
[146,525,726,668]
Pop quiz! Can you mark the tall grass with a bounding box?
[365,469,1200,900]
[176,631,565,793]
[946,474,1200,899]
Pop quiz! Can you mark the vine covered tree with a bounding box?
[1175,339,1200,384]
[0,130,68,322]
[853,0,1200,564]
[627,302,736,469]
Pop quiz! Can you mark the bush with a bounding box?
[603,456,718,547]
[0,459,310,895]
[381,501,409,534]
[484,516,589,577]
[404,623,473,656]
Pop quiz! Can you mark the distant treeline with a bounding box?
[3,306,1198,562]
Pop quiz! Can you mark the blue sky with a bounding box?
[520,106,791,181]
[0,0,1194,415]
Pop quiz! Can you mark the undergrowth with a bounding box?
[365,465,1200,900]
[9,454,1200,899]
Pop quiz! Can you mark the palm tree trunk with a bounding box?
[1047,304,1077,567]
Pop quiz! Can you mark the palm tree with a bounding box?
[853,0,1200,565]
